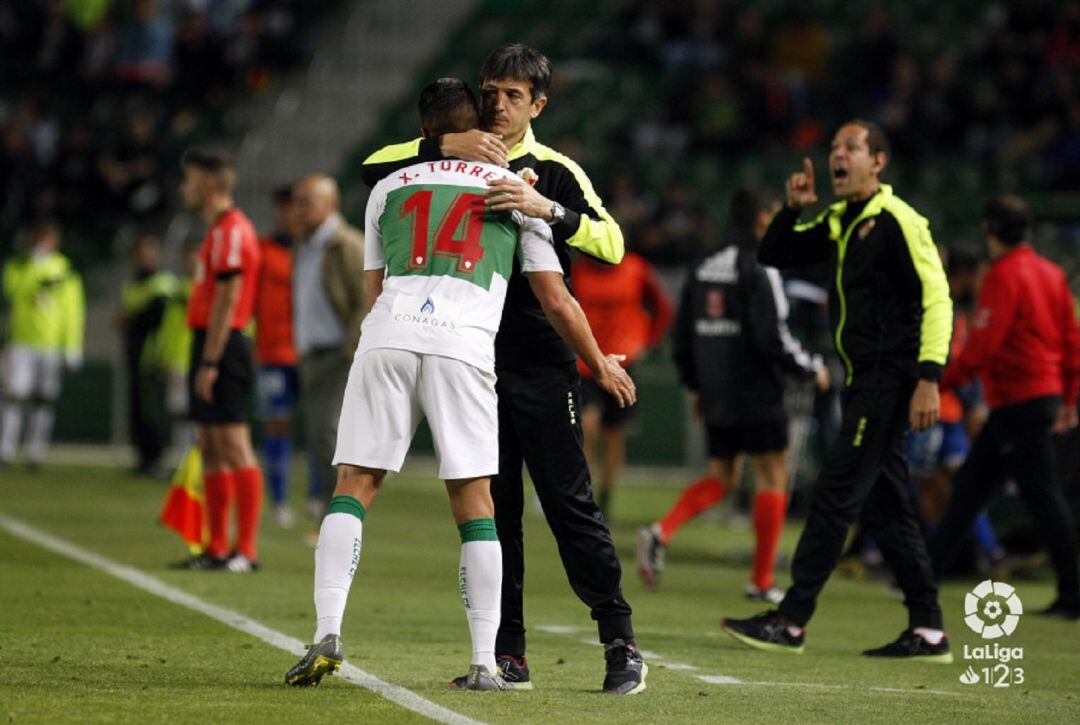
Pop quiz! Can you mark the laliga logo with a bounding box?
[964,579,1022,639]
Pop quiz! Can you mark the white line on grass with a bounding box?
[537,624,960,697]
[0,513,483,725]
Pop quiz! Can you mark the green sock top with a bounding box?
[458,517,498,543]
[327,495,366,521]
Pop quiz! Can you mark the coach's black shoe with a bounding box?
[169,552,228,571]
[495,654,533,690]
[602,639,647,694]
[862,630,953,663]
[720,610,805,654]
[285,634,343,686]
[1033,600,1080,621]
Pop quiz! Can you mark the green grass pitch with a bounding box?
[1,460,1077,723]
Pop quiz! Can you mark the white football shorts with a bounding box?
[3,345,63,401]
[333,347,498,480]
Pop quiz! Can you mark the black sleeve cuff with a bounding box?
[418,137,443,161]
[215,270,241,281]
[917,361,943,382]
[559,208,580,231]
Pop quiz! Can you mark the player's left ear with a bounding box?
[530,95,548,119]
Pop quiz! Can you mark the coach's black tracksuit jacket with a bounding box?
[759,184,951,630]
[673,233,821,427]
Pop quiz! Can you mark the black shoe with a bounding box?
[1034,601,1080,621]
[862,630,953,663]
[720,610,804,653]
[602,639,647,694]
[169,552,228,570]
[496,654,532,690]
[284,634,344,686]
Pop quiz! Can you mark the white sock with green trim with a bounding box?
[458,518,501,673]
[313,496,366,642]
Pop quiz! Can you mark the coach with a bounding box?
[362,45,645,694]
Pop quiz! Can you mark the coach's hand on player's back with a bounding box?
[594,354,636,408]
[786,157,818,209]
[440,129,509,168]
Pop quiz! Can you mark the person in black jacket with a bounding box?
[636,189,828,602]
[119,233,177,476]
[721,120,954,661]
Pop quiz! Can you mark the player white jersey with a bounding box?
[360,160,561,372]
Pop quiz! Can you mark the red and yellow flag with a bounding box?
[159,446,206,553]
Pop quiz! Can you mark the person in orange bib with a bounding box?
[572,250,673,519]
[255,186,302,527]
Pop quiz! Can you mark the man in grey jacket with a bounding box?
[292,174,367,511]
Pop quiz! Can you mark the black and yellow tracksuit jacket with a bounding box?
[759,184,952,386]
[362,127,624,369]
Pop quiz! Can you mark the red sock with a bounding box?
[204,470,236,558]
[233,466,264,561]
[657,476,726,543]
[752,491,788,590]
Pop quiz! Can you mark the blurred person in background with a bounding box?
[932,196,1080,620]
[1,220,84,468]
[254,185,302,528]
[158,241,198,458]
[909,249,1001,570]
[291,174,366,521]
[573,249,673,519]
[176,148,263,573]
[119,233,178,477]
[723,121,954,661]
[636,188,828,602]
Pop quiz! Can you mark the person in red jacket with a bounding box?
[255,186,302,527]
[572,251,674,518]
[931,196,1080,620]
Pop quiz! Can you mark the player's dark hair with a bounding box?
[479,43,551,100]
[181,147,235,174]
[418,78,480,137]
[983,195,1029,247]
[182,147,237,193]
[271,184,293,206]
[729,187,780,232]
[843,118,891,161]
[945,247,980,276]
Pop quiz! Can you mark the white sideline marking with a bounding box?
[0,514,483,725]
[696,675,743,685]
[539,623,960,698]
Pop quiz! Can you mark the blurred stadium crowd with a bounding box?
[604,0,1079,263]
[0,0,330,262]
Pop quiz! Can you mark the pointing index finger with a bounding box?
[803,157,814,180]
